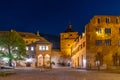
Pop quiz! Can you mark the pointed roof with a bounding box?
[63,24,76,32]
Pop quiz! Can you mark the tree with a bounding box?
[0,30,26,66]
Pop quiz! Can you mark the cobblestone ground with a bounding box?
[0,67,120,80]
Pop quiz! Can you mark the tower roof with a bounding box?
[63,24,76,32]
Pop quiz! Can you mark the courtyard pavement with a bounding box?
[0,67,120,80]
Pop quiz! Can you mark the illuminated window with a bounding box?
[116,17,119,23]
[96,28,102,34]
[2,48,5,51]
[26,47,29,50]
[39,46,49,51]
[15,47,18,50]
[98,18,100,23]
[42,46,45,50]
[39,46,42,50]
[31,47,34,51]
[46,46,49,50]
[106,18,110,23]
[96,40,102,46]
[105,28,111,34]
[105,39,111,46]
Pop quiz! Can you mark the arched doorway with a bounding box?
[38,54,43,67]
[44,54,50,67]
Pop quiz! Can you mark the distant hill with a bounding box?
[40,33,60,49]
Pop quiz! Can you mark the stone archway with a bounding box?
[38,54,43,67]
[44,54,50,67]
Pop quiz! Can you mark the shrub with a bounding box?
[0,71,16,77]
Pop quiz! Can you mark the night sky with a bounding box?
[0,0,120,35]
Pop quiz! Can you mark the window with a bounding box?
[31,47,34,51]
[46,46,49,50]
[116,17,119,23]
[113,53,120,66]
[95,52,103,66]
[106,18,110,23]
[42,46,45,50]
[105,28,111,34]
[26,41,28,44]
[105,39,111,46]
[39,46,49,51]
[26,47,29,50]
[15,47,18,50]
[68,44,70,46]
[83,42,85,47]
[69,34,72,36]
[39,46,42,50]
[96,40,102,46]
[118,40,120,46]
[98,18,100,23]
[119,28,120,34]
[96,28,102,34]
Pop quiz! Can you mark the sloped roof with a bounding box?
[0,31,50,43]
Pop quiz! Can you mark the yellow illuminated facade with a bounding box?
[71,34,86,68]
[60,24,79,56]
[72,16,120,69]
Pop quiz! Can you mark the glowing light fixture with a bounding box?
[26,58,33,63]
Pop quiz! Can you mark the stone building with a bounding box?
[71,33,86,68]
[71,15,120,69]
[0,31,52,68]
[60,24,79,56]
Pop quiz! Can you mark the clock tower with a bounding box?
[60,24,78,56]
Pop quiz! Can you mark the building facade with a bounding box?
[72,16,120,69]
[71,33,86,68]
[0,31,52,68]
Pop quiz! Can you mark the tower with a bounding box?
[60,24,78,56]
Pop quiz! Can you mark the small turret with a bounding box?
[37,31,40,36]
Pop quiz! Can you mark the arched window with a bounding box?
[112,53,120,66]
[95,52,103,66]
